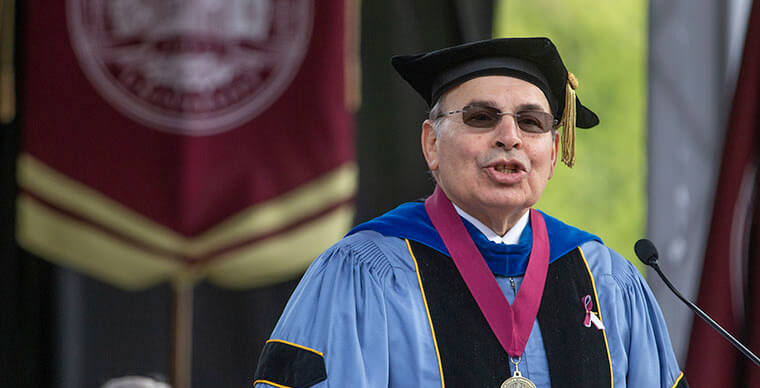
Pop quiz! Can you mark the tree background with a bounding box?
[496,0,648,269]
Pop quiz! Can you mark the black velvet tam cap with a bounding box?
[391,37,599,129]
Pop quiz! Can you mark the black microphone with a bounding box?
[634,238,760,367]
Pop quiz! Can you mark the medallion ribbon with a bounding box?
[424,186,550,357]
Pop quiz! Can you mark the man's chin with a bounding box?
[476,197,535,218]
[480,191,537,210]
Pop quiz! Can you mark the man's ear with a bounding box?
[548,131,560,179]
[421,120,439,171]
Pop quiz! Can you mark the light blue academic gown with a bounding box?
[256,210,685,388]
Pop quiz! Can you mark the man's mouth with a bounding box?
[493,165,521,174]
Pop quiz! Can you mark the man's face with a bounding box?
[421,75,559,230]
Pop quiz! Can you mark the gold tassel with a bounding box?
[560,72,577,167]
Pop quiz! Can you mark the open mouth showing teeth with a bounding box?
[494,165,520,173]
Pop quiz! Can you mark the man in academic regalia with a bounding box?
[253,38,688,388]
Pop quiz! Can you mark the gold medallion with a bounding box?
[500,370,537,388]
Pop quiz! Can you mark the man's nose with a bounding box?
[493,113,522,150]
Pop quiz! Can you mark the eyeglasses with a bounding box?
[435,104,558,134]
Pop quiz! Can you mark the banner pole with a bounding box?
[172,278,194,388]
[0,0,16,124]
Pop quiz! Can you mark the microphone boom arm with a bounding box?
[649,261,760,367]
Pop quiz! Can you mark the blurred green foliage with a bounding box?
[494,0,647,271]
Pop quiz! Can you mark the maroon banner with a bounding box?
[17,0,357,289]
[685,0,760,385]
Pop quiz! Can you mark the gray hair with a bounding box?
[427,96,447,136]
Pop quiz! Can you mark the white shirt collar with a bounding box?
[452,204,530,245]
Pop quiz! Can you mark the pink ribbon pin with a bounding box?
[582,294,605,330]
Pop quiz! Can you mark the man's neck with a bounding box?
[453,204,529,245]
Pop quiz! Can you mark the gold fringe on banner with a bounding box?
[560,72,578,167]
[0,0,16,124]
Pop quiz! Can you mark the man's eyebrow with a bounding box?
[465,99,499,108]
[515,103,549,112]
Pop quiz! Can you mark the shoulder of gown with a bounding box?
[579,240,686,388]
[254,231,439,387]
